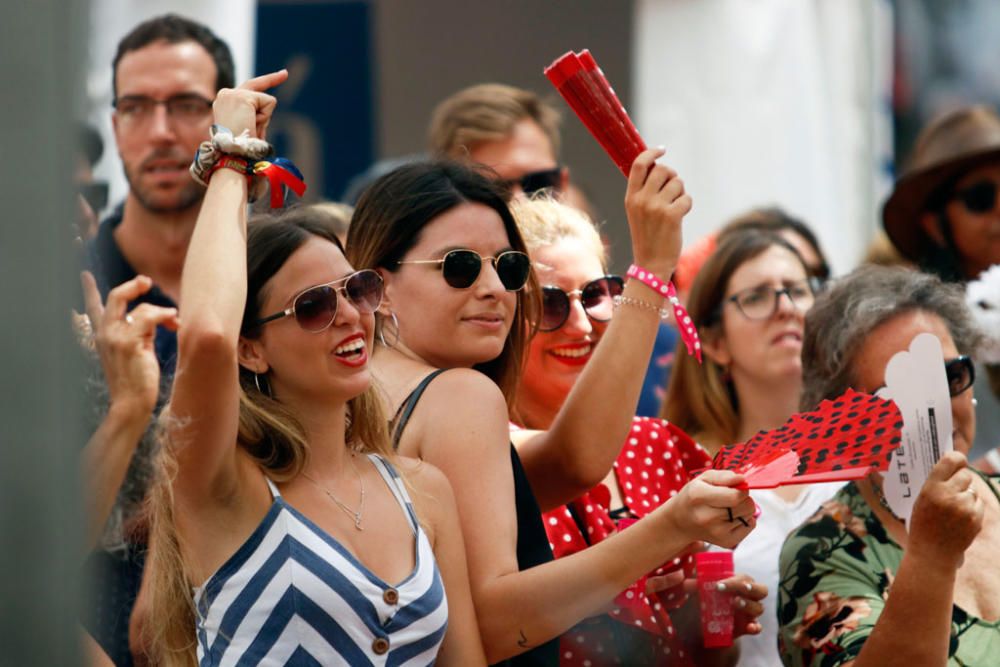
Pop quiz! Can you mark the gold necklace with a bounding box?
[302,454,366,530]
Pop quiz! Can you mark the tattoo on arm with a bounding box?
[517,629,529,648]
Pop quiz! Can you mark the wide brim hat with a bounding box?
[882,105,1000,262]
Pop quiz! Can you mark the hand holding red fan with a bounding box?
[544,50,701,362]
[710,389,904,489]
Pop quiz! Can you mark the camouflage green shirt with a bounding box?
[777,476,1000,667]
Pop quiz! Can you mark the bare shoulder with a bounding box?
[418,368,509,424]
[392,455,458,543]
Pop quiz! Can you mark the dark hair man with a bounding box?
[88,14,235,375]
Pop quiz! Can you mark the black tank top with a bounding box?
[391,369,558,666]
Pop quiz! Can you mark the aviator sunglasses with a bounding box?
[254,269,384,332]
[397,249,531,291]
[952,179,1000,214]
[540,275,625,332]
[945,355,976,398]
[499,167,563,195]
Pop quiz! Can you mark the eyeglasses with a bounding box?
[945,356,975,397]
[952,180,999,214]
[724,279,816,320]
[540,276,624,332]
[499,167,563,195]
[397,249,531,291]
[113,94,214,127]
[254,270,384,332]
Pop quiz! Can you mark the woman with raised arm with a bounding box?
[511,196,767,666]
[145,72,485,666]
[346,155,756,666]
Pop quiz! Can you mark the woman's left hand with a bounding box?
[715,573,767,638]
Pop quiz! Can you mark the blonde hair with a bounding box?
[510,195,606,268]
[144,216,393,666]
[428,83,561,159]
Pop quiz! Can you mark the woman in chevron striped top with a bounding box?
[143,72,486,666]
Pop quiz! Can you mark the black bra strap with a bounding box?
[390,369,448,450]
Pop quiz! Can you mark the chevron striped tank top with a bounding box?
[193,454,448,666]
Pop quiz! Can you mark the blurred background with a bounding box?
[4,1,1000,661]
[80,0,1000,274]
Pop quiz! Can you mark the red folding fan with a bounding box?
[710,389,904,489]
[544,50,701,361]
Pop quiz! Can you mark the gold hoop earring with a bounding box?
[377,311,401,348]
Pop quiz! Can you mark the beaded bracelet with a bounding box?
[613,294,671,318]
[626,263,702,363]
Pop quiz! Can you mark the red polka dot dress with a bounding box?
[542,417,711,666]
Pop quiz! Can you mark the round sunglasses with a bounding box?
[254,269,384,333]
[539,275,624,332]
[397,249,531,291]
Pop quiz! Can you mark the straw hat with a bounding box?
[882,105,1000,262]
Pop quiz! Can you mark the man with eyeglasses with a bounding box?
[87,14,235,376]
[81,15,234,667]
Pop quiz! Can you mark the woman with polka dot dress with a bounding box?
[512,197,767,666]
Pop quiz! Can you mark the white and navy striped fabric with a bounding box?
[193,454,448,666]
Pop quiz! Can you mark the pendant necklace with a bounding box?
[302,453,366,530]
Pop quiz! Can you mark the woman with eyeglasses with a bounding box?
[144,72,486,666]
[661,231,838,667]
[777,266,1000,666]
[510,196,767,666]
[346,152,758,666]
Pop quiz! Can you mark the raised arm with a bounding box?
[80,272,177,549]
[516,148,691,510]
[169,71,287,500]
[409,371,753,663]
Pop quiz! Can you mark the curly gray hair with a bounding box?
[802,265,983,409]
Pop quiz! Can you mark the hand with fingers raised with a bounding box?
[624,147,692,283]
[81,271,180,419]
[212,70,289,141]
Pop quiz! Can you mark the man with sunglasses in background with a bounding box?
[883,104,1000,477]
[428,83,571,200]
[87,14,235,376]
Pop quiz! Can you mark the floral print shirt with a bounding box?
[777,476,1000,667]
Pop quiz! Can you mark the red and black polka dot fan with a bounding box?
[710,389,904,488]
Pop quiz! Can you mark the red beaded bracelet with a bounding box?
[627,264,702,363]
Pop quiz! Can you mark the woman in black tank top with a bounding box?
[347,157,757,666]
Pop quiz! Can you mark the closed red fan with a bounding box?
[711,389,904,489]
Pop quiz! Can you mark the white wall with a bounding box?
[633,0,894,275]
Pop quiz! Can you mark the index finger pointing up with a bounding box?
[238,69,289,93]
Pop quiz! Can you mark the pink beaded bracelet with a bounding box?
[627,264,702,363]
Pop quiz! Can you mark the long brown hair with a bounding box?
[145,209,392,666]
[346,159,539,408]
[661,231,805,452]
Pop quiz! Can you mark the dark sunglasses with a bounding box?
[540,276,624,332]
[397,249,531,291]
[945,355,975,398]
[952,180,998,214]
[254,269,384,332]
[500,167,563,195]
